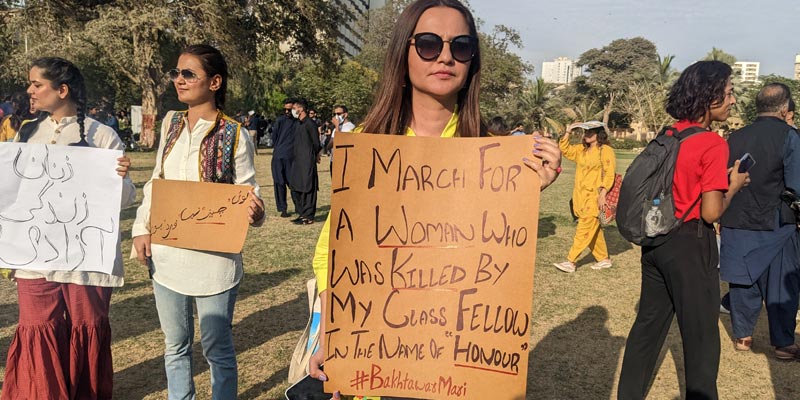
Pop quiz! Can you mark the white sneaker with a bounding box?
[590,259,613,270]
[553,261,576,273]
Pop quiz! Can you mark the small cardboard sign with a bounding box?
[324,133,541,399]
[150,179,251,253]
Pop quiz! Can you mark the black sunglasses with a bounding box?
[168,68,202,82]
[409,32,478,63]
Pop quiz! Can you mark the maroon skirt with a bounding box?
[2,278,113,400]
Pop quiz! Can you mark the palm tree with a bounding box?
[703,47,736,66]
[519,78,551,130]
[562,99,604,122]
[657,54,676,86]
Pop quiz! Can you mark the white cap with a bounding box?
[248,110,255,116]
[576,120,605,130]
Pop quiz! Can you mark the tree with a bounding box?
[618,81,672,134]
[518,78,555,131]
[478,25,533,121]
[330,61,379,122]
[354,0,413,74]
[703,47,737,66]
[578,37,659,132]
[737,74,800,124]
[3,0,344,147]
[656,54,677,86]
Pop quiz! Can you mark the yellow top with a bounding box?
[0,117,15,142]
[559,134,616,218]
[313,112,458,292]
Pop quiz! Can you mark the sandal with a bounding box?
[734,337,752,352]
[774,344,800,360]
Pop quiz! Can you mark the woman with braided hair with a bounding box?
[2,57,136,399]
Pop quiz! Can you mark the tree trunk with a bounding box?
[132,27,165,150]
[603,92,615,135]
[140,77,158,148]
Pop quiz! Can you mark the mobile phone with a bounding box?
[738,153,756,173]
[285,366,331,400]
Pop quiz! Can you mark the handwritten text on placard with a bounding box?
[0,143,123,273]
[150,180,251,254]
[324,134,540,399]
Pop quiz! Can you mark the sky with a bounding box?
[469,0,800,78]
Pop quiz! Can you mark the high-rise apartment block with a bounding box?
[335,0,386,58]
[794,55,800,80]
[733,61,760,83]
[541,57,582,84]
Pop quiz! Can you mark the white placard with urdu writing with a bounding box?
[0,143,123,274]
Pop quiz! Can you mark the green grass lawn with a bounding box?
[0,148,795,399]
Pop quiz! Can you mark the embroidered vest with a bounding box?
[160,111,240,183]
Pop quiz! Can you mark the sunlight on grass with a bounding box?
[0,148,793,399]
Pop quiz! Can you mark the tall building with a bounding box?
[335,0,386,58]
[794,54,800,80]
[733,61,760,83]
[541,57,582,84]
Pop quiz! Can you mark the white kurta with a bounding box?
[13,115,137,287]
[132,111,261,296]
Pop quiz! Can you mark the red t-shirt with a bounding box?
[671,120,729,221]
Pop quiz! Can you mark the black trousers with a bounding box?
[618,220,720,400]
[271,157,297,213]
[292,189,317,220]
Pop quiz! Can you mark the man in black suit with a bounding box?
[271,98,297,218]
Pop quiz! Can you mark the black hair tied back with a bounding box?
[31,57,89,146]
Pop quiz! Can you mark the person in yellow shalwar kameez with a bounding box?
[554,122,616,273]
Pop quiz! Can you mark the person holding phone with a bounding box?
[306,1,562,399]
[618,61,749,400]
[719,83,800,360]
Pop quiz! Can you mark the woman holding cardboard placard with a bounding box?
[131,44,265,399]
[2,57,136,400]
[304,1,562,398]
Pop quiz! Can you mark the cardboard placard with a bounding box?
[0,143,122,274]
[324,134,540,399]
[150,180,251,253]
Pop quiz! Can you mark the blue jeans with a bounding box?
[153,280,239,400]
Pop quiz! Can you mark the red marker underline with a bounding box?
[453,363,519,376]
[391,287,459,293]
[377,245,471,249]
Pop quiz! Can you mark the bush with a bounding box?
[610,138,647,150]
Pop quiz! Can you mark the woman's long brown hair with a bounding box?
[360,0,485,137]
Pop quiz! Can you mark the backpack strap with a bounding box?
[675,126,708,237]
[674,126,706,142]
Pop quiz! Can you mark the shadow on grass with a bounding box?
[113,292,307,399]
[527,306,624,399]
[110,268,302,344]
[120,207,138,222]
[718,283,800,399]
[603,226,633,257]
[314,206,331,223]
[239,366,289,399]
[0,303,19,330]
[537,216,556,239]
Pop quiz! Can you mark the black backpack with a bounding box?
[616,126,705,247]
